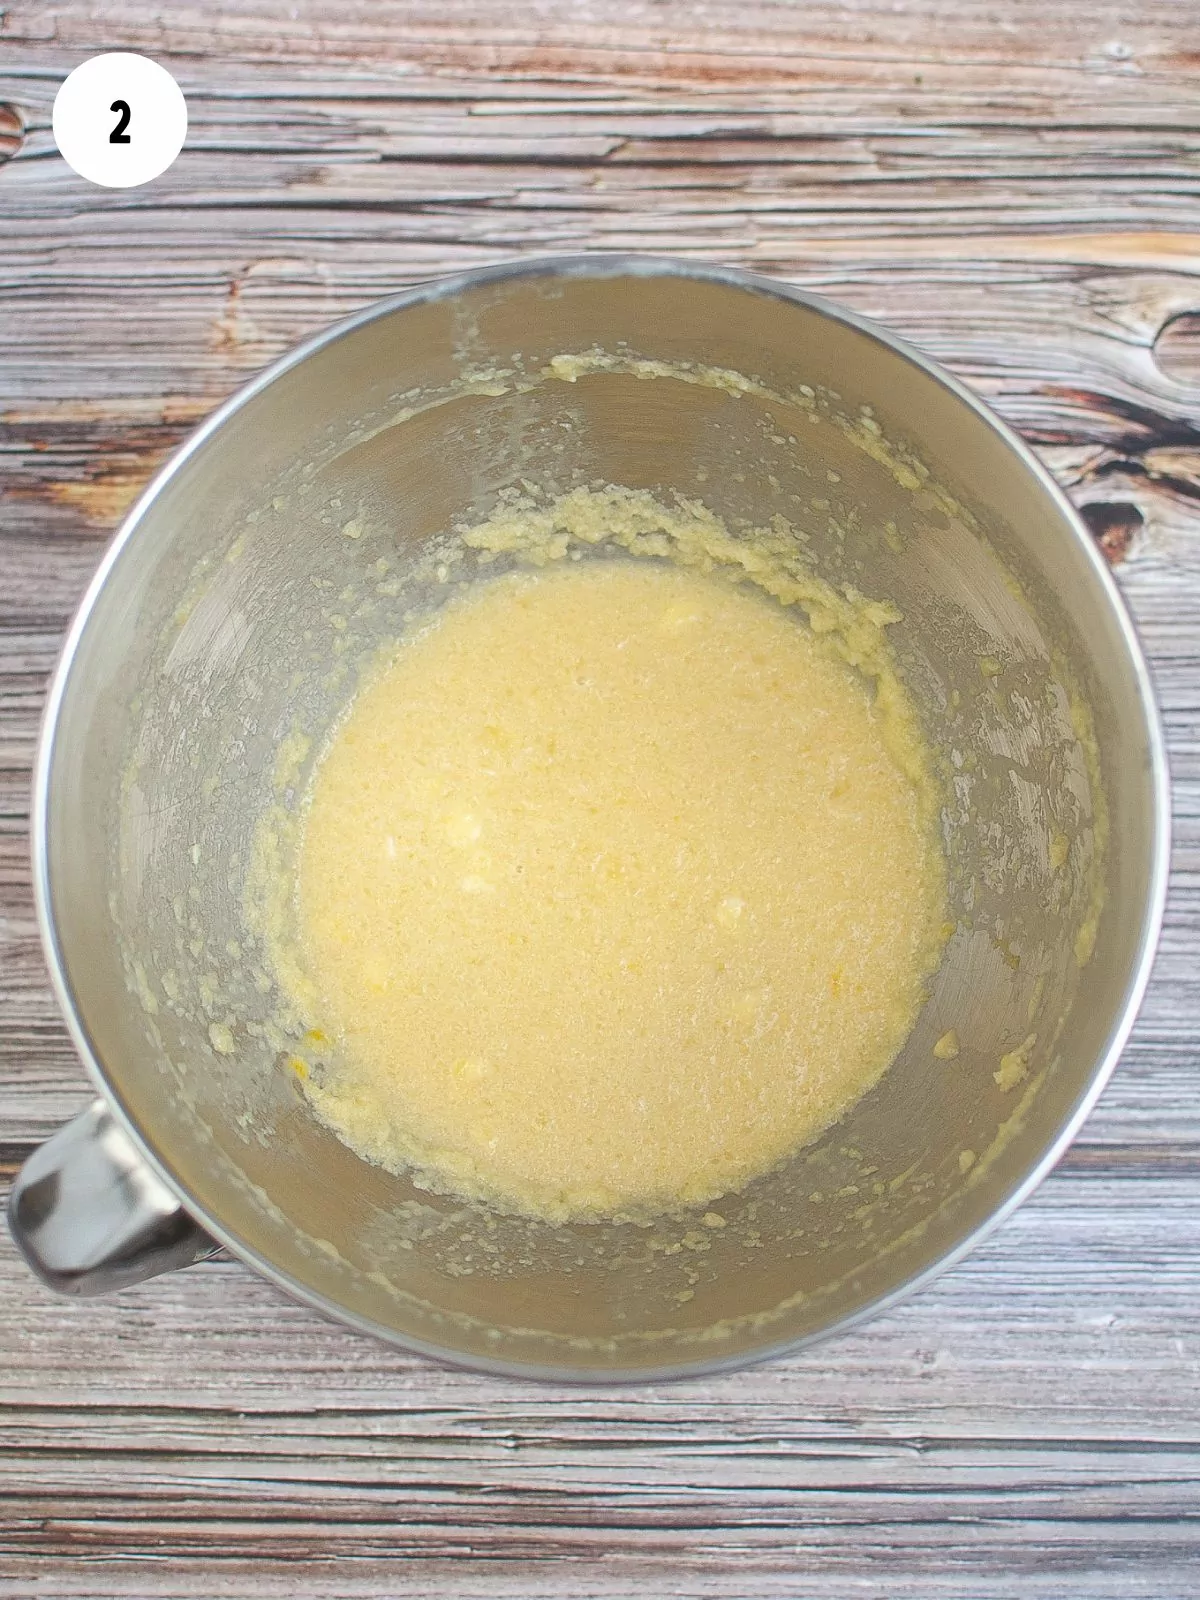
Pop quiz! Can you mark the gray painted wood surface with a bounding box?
[1,2,1198,1593]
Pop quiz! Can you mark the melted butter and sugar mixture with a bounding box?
[273,550,948,1222]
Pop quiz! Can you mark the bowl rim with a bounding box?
[30,252,1172,1383]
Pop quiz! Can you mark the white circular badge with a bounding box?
[53,52,187,188]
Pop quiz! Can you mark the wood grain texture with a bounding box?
[1,1,1199,1594]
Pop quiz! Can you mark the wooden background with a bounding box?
[2,2,1199,1594]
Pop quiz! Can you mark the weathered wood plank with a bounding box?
[1,1168,1198,1592]
[0,0,1195,103]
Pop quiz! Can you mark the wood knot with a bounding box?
[1078,501,1144,566]
[0,104,24,163]
[1154,312,1200,388]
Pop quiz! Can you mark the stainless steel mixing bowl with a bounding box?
[9,256,1168,1380]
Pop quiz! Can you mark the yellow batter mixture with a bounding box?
[274,552,947,1221]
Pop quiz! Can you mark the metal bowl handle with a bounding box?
[7,1100,223,1296]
